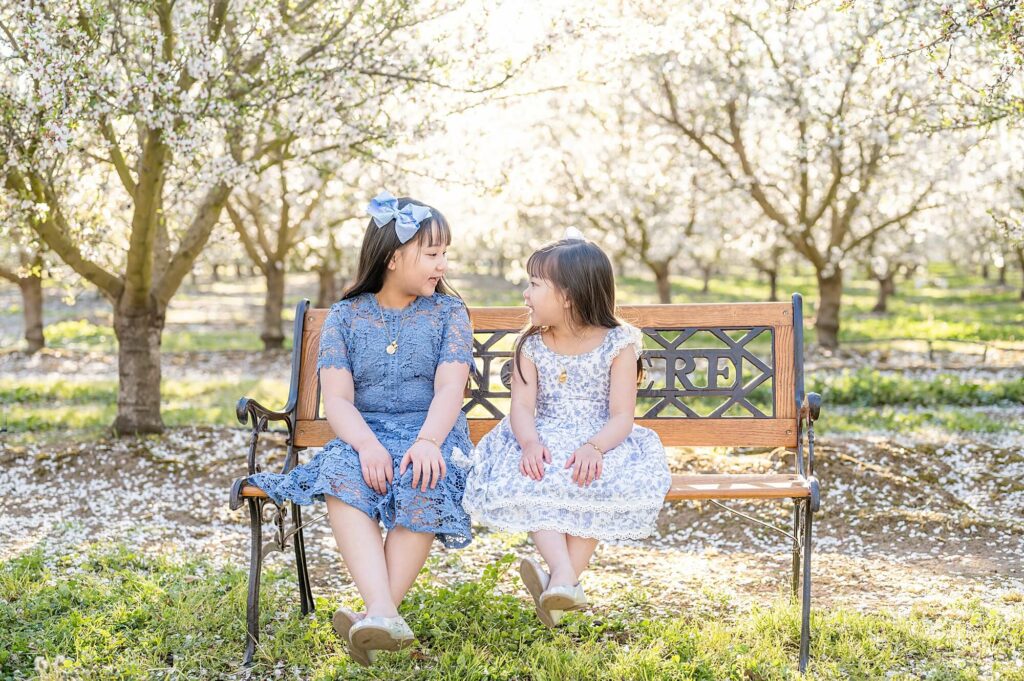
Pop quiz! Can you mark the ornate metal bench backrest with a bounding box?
[287,295,805,449]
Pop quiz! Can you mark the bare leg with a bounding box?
[530,530,576,587]
[566,535,599,579]
[326,497,398,618]
[383,525,435,606]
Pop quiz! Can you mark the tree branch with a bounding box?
[7,171,124,298]
[226,201,268,274]
[99,115,137,196]
[0,264,22,283]
[155,184,232,305]
[846,186,939,254]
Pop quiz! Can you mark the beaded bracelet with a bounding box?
[585,440,604,456]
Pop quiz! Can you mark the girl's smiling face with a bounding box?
[390,223,449,297]
[523,275,568,327]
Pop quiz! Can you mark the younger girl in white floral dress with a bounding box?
[462,232,671,627]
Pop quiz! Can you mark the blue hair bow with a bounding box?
[366,191,433,244]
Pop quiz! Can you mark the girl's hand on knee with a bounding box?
[357,442,393,494]
[400,440,447,492]
[566,445,603,487]
[519,441,551,481]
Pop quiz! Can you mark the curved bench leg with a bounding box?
[798,501,813,673]
[791,500,802,598]
[292,503,315,615]
[243,497,264,666]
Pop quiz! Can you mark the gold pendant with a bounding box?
[386,341,398,355]
[558,368,567,383]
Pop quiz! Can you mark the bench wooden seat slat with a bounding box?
[238,473,810,503]
[666,473,809,500]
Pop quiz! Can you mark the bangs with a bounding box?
[412,216,451,248]
[526,247,560,280]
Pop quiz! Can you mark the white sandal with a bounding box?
[540,583,588,613]
[520,558,564,627]
[332,607,373,666]
[348,615,416,665]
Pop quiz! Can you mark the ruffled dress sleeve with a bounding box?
[519,332,538,363]
[317,302,352,373]
[438,298,474,367]
[609,324,643,359]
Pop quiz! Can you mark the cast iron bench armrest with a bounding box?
[230,397,298,511]
[236,396,294,425]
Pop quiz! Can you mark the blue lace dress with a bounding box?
[247,292,475,548]
[462,325,671,541]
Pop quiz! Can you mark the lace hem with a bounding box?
[317,356,353,372]
[521,333,537,362]
[467,514,661,541]
[437,355,474,367]
[608,324,643,360]
[464,497,666,514]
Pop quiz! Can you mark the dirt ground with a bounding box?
[2,417,1021,621]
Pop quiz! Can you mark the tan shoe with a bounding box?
[540,583,588,612]
[333,608,373,666]
[348,615,416,665]
[519,558,564,627]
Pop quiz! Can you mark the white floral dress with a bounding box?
[461,324,671,540]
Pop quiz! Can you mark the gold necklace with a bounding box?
[376,296,406,355]
[553,327,605,383]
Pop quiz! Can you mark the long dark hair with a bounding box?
[513,238,620,383]
[342,197,461,301]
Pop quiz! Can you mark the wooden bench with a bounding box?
[230,294,822,671]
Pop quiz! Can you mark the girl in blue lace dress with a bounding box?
[247,191,474,666]
[462,233,671,627]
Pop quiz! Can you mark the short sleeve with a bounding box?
[317,303,352,373]
[609,324,643,359]
[438,298,474,367]
[519,332,538,362]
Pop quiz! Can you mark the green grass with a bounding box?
[0,377,290,439]
[809,369,1024,407]
[43,319,274,353]
[9,263,1019,354]
[4,368,1021,439]
[816,406,1024,435]
[2,264,1020,441]
[612,264,1023,345]
[1,547,1021,680]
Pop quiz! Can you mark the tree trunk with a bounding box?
[871,273,895,313]
[648,261,672,303]
[982,263,990,280]
[113,306,165,435]
[18,273,45,353]
[261,262,286,350]
[700,266,712,294]
[1016,246,1024,301]
[815,269,844,349]
[766,269,778,302]
[998,263,1007,286]
[211,263,221,282]
[316,266,340,308]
